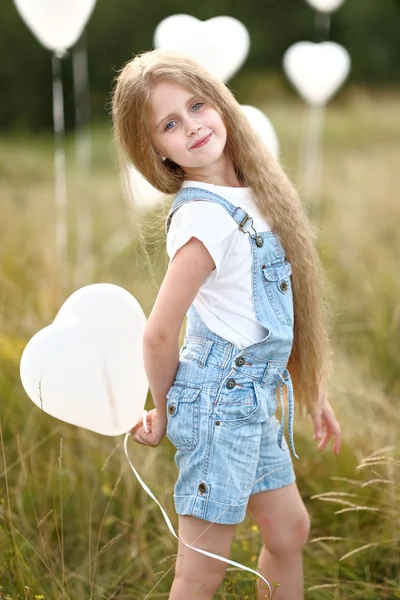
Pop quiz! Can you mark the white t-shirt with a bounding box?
[166,181,272,349]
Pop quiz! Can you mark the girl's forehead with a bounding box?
[149,81,198,121]
[151,80,195,102]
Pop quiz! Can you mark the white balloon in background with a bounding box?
[20,284,148,437]
[13,0,97,54]
[283,42,351,106]
[126,166,168,212]
[154,14,250,82]
[13,0,98,283]
[241,105,280,159]
[305,0,345,13]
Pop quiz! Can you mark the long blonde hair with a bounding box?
[112,49,330,413]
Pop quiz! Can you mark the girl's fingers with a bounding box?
[318,428,331,451]
[312,411,323,441]
[131,420,143,434]
[131,412,152,438]
[332,423,342,455]
[318,421,341,454]
[142,409,149,433]
[324,411,341,455]
[130,410,165,447]
[132,427,151,445]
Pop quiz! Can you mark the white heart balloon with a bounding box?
[305,0,345,13]
[127,166,168,212]
[283,42,351,105]
[20,284,148,436]
[154,14,250,82]
[13,0,97,54]
[241,105,280,159]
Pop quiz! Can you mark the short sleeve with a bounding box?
[166,201,237,278]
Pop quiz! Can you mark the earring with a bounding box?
[160,156,167,162]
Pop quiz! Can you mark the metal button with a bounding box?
[256,236,264,247]
[226,378,236,390]
[168,405,176,415]
[215,421,220,426]
[198,482,207,494]
[280,281,289,292]
[235,356,245,367]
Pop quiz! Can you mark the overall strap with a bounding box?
[165,187,263,245]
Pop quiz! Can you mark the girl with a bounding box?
[112,49,341,600]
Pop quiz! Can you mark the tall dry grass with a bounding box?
[0,90,399,598]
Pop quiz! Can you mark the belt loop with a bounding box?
[198,340,214,369]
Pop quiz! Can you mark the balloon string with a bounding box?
[123,433,272,596]
[52,53,68,282]
[315,11,331,42]
[72,33,93,286]
[303,103,325,210]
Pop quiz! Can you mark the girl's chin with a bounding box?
[178,151,225,171]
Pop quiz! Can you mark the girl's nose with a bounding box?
[187,122,202,136]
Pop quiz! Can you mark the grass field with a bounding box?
[0,90,399,599]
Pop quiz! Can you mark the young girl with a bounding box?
[112,49,341,600]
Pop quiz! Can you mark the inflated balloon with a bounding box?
[127,166,168,212]
[20,284,148,436]
[283,42,351,105]
[154,14,250,82]
[305,0,345,13]
[13,0,97,54]
[241,105,280,159]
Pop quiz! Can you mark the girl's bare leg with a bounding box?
[247,483,310,600]
[169,515,236,600]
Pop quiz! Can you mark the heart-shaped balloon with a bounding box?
[154,14,250,82]
[241,105,280,159]
[305,0,345,13]
[13,0,97,54]
[283,42,351,105]
[20,284,148,436]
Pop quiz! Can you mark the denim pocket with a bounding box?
[254,380,277,420]
[166,384,201,452]
[213,380,259,426]
[262,260,294,326]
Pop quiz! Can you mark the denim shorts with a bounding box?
[166,334,296,525]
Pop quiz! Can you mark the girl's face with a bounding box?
[149,81,227,176]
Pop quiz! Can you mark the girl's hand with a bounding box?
[311,397,341,455]
[131,408,167,447]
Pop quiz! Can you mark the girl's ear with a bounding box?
[154,147,167,162]
[153,145,163,158]
[153,147,163,159]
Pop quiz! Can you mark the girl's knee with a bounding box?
[291,505,310,548]
[266,506,310,555]
[248,486,310,556]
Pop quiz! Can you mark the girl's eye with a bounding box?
[192,102,204,111]
[164,120,177,131]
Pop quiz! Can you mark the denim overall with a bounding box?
[165,187,297,525]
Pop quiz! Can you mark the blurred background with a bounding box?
[1,0,400,598]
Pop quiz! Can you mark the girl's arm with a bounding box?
[132,237,215,446]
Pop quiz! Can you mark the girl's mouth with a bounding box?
[190,133,212,149]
